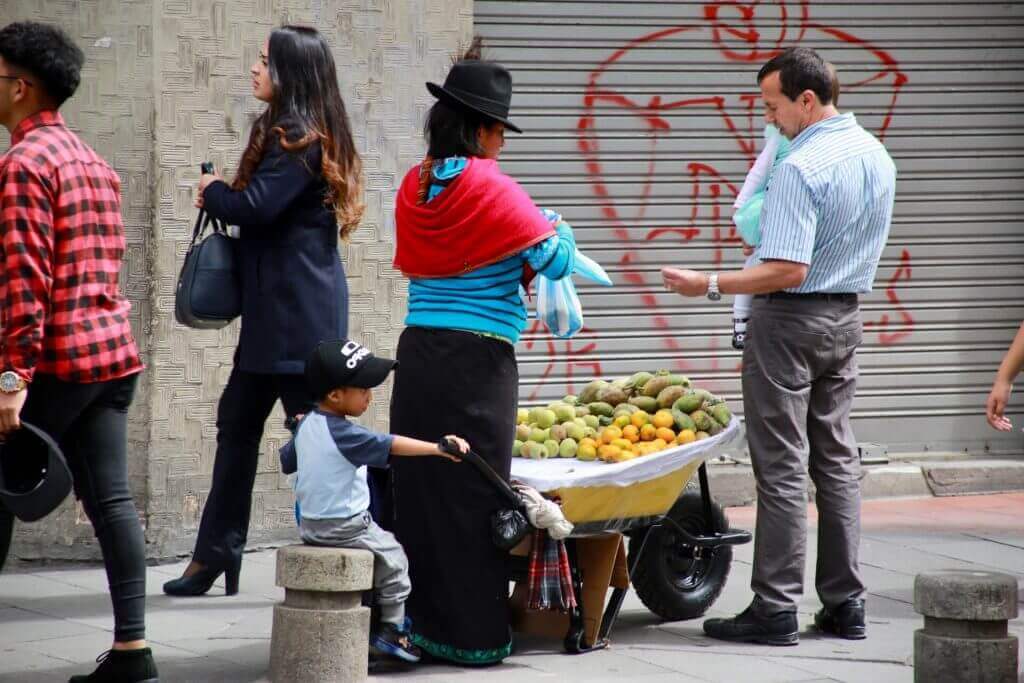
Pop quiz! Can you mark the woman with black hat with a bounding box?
[382,44,577,665]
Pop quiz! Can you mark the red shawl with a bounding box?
[394,157,556,281]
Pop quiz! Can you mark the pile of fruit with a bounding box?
[513,371,733,463]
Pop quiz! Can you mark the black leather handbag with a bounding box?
[174,208,241,330]
[440,439,533,551]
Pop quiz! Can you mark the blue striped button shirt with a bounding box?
[757,113,897,293]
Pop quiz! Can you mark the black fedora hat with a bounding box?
[426,60,523,133]
[0,422,71,522]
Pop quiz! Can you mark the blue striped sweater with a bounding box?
[405,157,575,343]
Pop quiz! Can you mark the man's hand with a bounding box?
[0,389,28,437]
[986,379,1013,431]
[661,268,710,297]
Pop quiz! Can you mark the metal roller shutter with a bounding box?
[475,0,1024,454]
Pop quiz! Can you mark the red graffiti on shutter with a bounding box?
[521,1,908,400]
[863,249,914,345]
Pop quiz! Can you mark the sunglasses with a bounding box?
[0,75,32,86]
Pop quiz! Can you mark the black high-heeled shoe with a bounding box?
[162,559,240,596]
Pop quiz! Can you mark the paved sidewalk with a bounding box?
[2,494,1022,682]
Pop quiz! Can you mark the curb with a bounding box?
[707,457,1024,508]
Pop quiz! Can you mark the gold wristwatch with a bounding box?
[0,371,28,393]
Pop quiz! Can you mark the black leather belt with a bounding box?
[755,292,858,303]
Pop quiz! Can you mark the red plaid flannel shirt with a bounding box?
[0,111,141,384]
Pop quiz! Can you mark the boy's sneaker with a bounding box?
[68,648,159,682]
[731,318,749,350]
[370,620,422,663]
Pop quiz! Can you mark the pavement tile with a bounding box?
[162,637,271,667]
[0,648,76,677]
[509,648,676,678]
[622,646,828,682]
[22,631,199,664]
[765,656,913,683]
[917,539,1024,574]
[150,656,269,683]
[0,606,104,645]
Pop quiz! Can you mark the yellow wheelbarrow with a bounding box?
[506,418,752,652]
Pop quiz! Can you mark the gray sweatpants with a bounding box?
[300,512,411,625]
[742,293,865,615]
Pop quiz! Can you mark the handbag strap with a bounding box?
[189,210,227,246]
[441,440,525,511]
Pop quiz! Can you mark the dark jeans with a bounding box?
[193,367,312,570]
[20,373,145,642]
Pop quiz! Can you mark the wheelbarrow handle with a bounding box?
[438,438,525,511]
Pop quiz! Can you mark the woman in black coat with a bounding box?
[164,25,363,596]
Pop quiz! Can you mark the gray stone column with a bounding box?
[914,570,1019,683]
[269,545,374,683]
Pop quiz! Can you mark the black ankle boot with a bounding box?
[162,559,240,596]
[69,648,159,683]
[703,604,799,645]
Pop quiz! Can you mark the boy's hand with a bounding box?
[437,435,469,462]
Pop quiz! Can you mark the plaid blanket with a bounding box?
[527,528,577,611]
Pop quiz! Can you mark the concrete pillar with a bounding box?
[269,545,374,683]
[913,570,1019,683]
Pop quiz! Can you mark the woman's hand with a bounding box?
[986,379,1013,431]
[195,170,224,208]
[742,241,755,257]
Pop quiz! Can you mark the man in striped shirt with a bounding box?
[663,47,896,645]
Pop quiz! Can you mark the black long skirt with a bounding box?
[387,326,517,664]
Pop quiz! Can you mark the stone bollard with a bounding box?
[269,545,374,683]
[913,570,1019,683]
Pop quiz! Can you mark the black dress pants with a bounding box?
[193,366,312,571]
[20,373,146,642]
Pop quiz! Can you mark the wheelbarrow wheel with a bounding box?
[629,490,732,621]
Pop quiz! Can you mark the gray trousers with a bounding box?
[300,512,411,625]
[742,294,865,615]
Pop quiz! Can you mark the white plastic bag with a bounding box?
[536,273,584,338]
[533,209,613,338]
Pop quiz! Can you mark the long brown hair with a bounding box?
[233,25,364,240]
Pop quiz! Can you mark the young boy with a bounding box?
[279,339,468,663]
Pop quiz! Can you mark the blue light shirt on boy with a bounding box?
[280,409,394,521]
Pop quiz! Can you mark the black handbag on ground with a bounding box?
[439,439,533,550]
[174,207,241,330]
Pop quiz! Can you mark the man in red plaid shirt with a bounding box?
[0,22,157,682]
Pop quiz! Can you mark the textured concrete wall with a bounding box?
[1,0,156,561]
[3,0,472,560]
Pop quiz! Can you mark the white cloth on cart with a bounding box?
[512,484,574,539]
[511,417,742,491]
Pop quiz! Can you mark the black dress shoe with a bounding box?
[69,648,159,682]
[703,605,799,646]
[814,599,866,639]
[162,559,240,597]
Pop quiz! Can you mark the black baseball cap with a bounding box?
[0,422,72,522]
[306,339,399,398]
